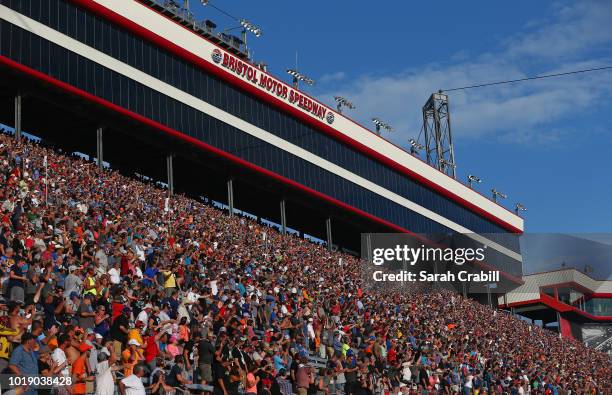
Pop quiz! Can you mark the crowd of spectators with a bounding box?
[0,132,609,395]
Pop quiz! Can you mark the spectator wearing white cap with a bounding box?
[136,303,153,331]
[122,339,144,377]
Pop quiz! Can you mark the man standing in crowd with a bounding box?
[119,364,147,395]
[198,331,216,386]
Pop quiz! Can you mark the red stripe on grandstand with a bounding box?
[0,55,523,284]
[66,0,523,235]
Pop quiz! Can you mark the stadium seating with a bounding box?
[0,130,608,394]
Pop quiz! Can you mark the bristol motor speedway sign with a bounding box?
[211,49,335,125]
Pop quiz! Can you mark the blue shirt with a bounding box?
[164,297,179,319]
[9,345,38,375]
[273,355,286,371]
[143,267,159,287]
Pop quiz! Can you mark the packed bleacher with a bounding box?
[0,131,609,395]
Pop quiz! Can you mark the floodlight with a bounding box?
[240,19,262,37]
[409,139,424,155]
[439,158,456,169]
[467,174,482,188]
[515,203,527,214]
[334,96,355,113]
[491,188,508,203]
[287,69,315,88]
[371,118,393,135]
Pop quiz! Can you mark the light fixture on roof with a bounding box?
[221,15,262,58]
[409,139,424,155]
[334,96,355,113]
[515,203,527,214]
[491,188,508,203]
[467,174,482,188]
[371,118,393,136]
[240,19,262,37]
[439,159,456,171]
[255,61,268,72]
[287,69,315,89]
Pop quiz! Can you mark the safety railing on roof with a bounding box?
[135,0,249,59]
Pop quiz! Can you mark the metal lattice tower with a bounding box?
[422,91,456,178]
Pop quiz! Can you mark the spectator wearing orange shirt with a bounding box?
[122,339,144,377]
[71,343,93,395]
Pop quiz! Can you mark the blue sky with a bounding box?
[198,1,612,234]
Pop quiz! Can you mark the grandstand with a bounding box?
[0,1,609,394]
[0,132,607,394]
[0,0,522,298]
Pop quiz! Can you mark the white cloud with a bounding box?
[314,1,612,148]
[506,1,612,61]
[318,71,347,84]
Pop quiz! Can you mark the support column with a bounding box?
[279,199,287,235]
[365,233,372,263]
[227,179,234,217]
[325,218,333,252]
[14,93,22,140]
[166,154,174,195]
[486,284,492,307]
[96,127,104,170]
[556,311,561,334]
